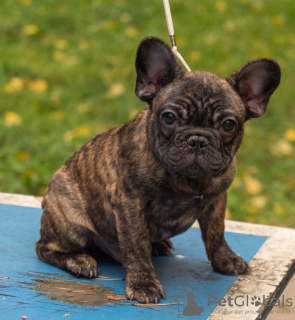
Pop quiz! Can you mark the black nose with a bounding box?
[186,135,209,151]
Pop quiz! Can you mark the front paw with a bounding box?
[211,247,250,275]
[125,276,166,304]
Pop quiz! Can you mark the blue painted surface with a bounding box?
[0,204,267,319]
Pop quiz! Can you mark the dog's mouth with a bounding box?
[193,160,206,175]
[164,149,229,179]
[194,153,230,178]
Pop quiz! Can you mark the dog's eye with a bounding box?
[221,119,236,132]
[162,112,177,125]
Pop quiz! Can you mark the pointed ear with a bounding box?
[135,37,184,103]
[226,59,281,119]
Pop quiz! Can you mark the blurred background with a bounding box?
[0,0,294,227]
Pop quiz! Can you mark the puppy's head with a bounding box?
[135,37,280,178]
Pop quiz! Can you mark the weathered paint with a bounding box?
[0,193,294,320]
[205,220,295,320]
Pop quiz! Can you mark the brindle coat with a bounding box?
[36,37,280,304]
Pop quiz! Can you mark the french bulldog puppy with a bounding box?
[36,37,280,304]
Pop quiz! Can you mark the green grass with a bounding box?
[0,0,294,227]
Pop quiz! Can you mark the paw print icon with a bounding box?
[251,296,261,307]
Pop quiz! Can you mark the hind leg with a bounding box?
[36,170,100,277]
[36,206,99,278]
[36,240,99,278]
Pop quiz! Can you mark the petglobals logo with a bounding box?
[176,292,204,318]
[175,293,293,318]
[208,295,293,308]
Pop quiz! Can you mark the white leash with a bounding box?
[163,0,191,72]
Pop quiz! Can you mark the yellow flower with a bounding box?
[79,40,94,51]
[105,83,125,98]
[244,175,262,195]
[224,21,236,32]
[53,51,65,61]
[64,125,91,142]
[28,79,48,92]
[21,168,34,180]
[217,63,227,73]
[76,125,91,136]
[285,129,295,141]
[4,77,25,93]
[50,91,60,105]
[271,139,293,156]
[176,37,185,47]
[64,56,79,66]
[20,0,32,5]
[251,195,268,210]
[272,15,284,26]
[50,111,65,121]
[205,33,217,45]
[64,131,75,142]
[215,1,227,11]
[103,20,117,31]
[274,203,284,216]
[251,1,263,11]
[55,39,68,50]
[16,151,29,161]
[189,51,201,62]
[5,111,22,126]
[120,13,130,23]
[125,27,138,39]
[23,24,39,36]
[77,103,91,113]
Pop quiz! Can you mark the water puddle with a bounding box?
[24,274,117,306]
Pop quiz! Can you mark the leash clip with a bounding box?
[163,0,191,72]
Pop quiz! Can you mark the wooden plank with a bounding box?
[0,192,41,208]
[203,221,295,319]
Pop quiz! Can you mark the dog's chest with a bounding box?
[148,192,204,242]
